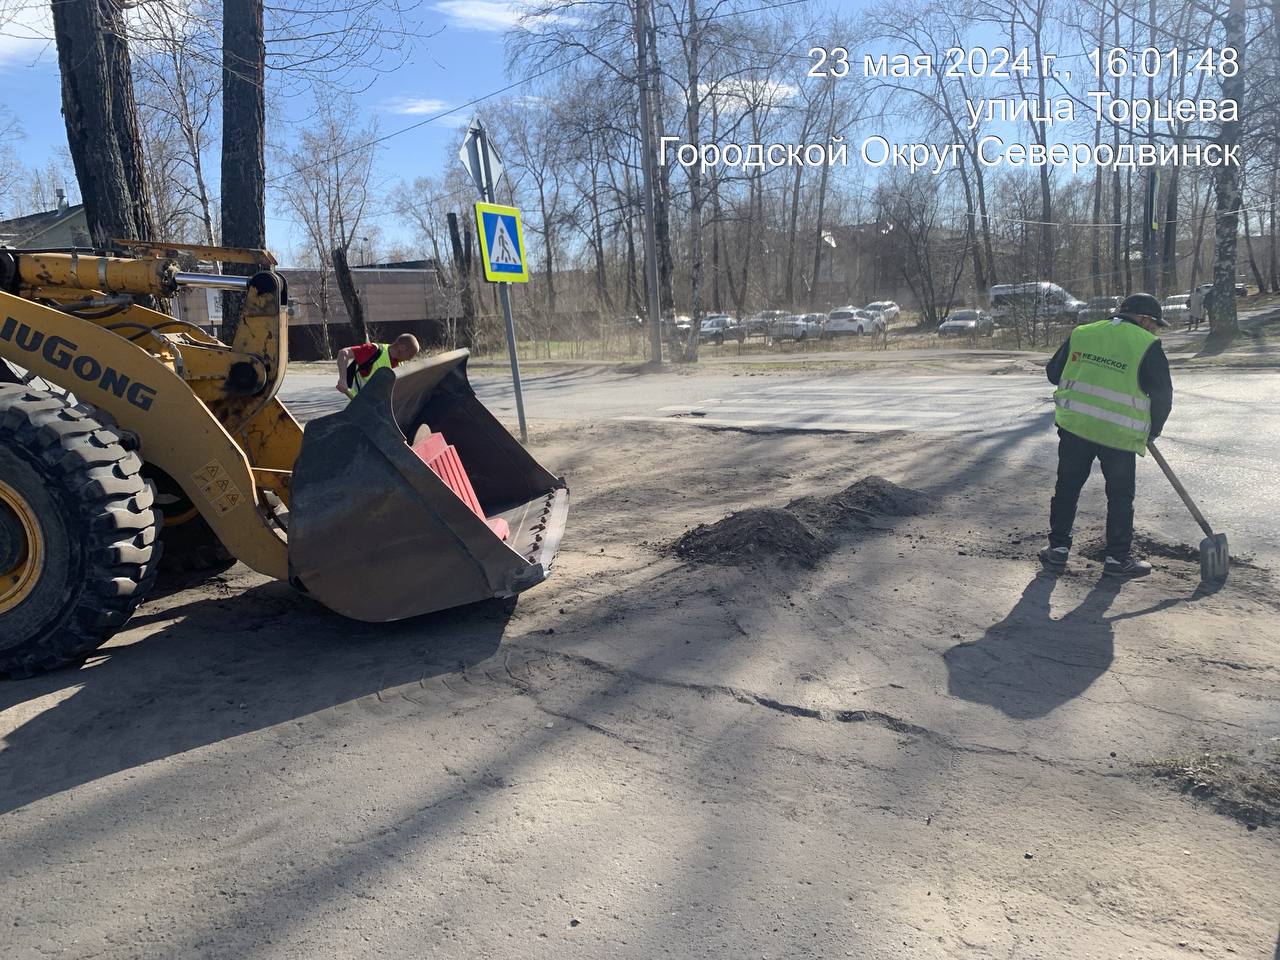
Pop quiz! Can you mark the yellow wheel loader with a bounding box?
[0,242,568,677]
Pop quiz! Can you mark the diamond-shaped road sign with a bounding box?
[459,119,504,198]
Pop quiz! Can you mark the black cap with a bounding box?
[1117,292,1169,326]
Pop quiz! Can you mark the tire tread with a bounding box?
[0,385,162,678]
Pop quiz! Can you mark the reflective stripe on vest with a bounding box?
[1053,318,1156,455]
[1055,395,1149,433]
[1060,378,1151,411]
[347,343,392,398]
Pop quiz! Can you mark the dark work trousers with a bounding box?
[1049,428,1137,559]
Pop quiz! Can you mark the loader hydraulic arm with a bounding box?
[0,245,300,580]
[13,252,180,298]
[2,249,289,423]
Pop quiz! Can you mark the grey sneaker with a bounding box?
[1104,555,1152,578]
[1039,546,1069,570]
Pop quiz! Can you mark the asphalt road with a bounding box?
[280,364,1279,566]
[4,355,1276,960]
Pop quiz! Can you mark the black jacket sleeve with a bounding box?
[1046,339,1071,385]
[1140,341,1173,439]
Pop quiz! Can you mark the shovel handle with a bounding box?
[1147,441,1216,540]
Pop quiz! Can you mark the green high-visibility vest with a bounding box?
[346,343,393,399]
[1054,318,1156,455]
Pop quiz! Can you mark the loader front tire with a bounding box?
[0,386,162,678]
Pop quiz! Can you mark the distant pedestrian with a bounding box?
[1039,293,1173,579]
[1187,284,1210,331]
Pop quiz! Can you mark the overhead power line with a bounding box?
[266,0,821,187]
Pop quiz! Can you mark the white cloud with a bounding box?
[385,96,451,116]
[432,1,567,33]
[381,97,471,127]
[0,3,54,68]
[433,1,523,32]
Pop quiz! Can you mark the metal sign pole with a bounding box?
[497,285,527,443]
[467,119,529,443]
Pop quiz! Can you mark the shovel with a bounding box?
[1147,441,1229,584]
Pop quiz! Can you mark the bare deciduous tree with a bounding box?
[277,95,381,358]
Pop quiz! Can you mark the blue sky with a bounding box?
[0,0,552,255]
[0,0,1049,258]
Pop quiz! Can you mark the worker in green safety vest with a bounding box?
[335,334,421,399]
[1039,292,1173,579]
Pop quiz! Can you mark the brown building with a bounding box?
[175,262,458,360]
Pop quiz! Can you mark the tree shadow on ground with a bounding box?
[944,574,1126,719]
[1192,307,1280,359]
[0,581,514,815]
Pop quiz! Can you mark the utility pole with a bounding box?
[633,0,663,364]
[1141,0,1158,293]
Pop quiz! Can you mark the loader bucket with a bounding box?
[287,349,568,621]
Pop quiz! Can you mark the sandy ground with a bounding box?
[2,415,1279,959]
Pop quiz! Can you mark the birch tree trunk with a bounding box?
[1207,0,1244,344]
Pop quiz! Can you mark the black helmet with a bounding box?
[1117,292,1169,326]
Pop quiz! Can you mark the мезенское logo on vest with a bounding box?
[1071,350,1128,372]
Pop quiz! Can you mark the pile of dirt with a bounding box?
[671,476,929,568]
[790,475,931,528]
[1145,748,1280,829]
[1079,533,1259,569]
[672,508,831,568]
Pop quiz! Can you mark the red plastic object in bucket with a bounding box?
[410,431,510,541]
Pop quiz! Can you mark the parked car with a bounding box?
[660,312,692,333]
[1076,296,1121,324]
[989,281,1085,328]
[860,305,888,327]
[1162,294,1191,325]
[697,314,744,345]
[1189,280,1247,300]
[824,306,883,337]
[937,309,994,337]
[774,313,824,341]
[744,309,789,337]
[865,300,900,324]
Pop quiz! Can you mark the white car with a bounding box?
[824,306,883,337]
[1162,294,1190,324]
[989,281,1084,328]
[774,313,824,341]
[865,301,900,324]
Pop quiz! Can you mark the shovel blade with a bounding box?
[1200,532,1229,584]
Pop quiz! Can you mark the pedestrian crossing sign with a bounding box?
[474,202,529,283]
